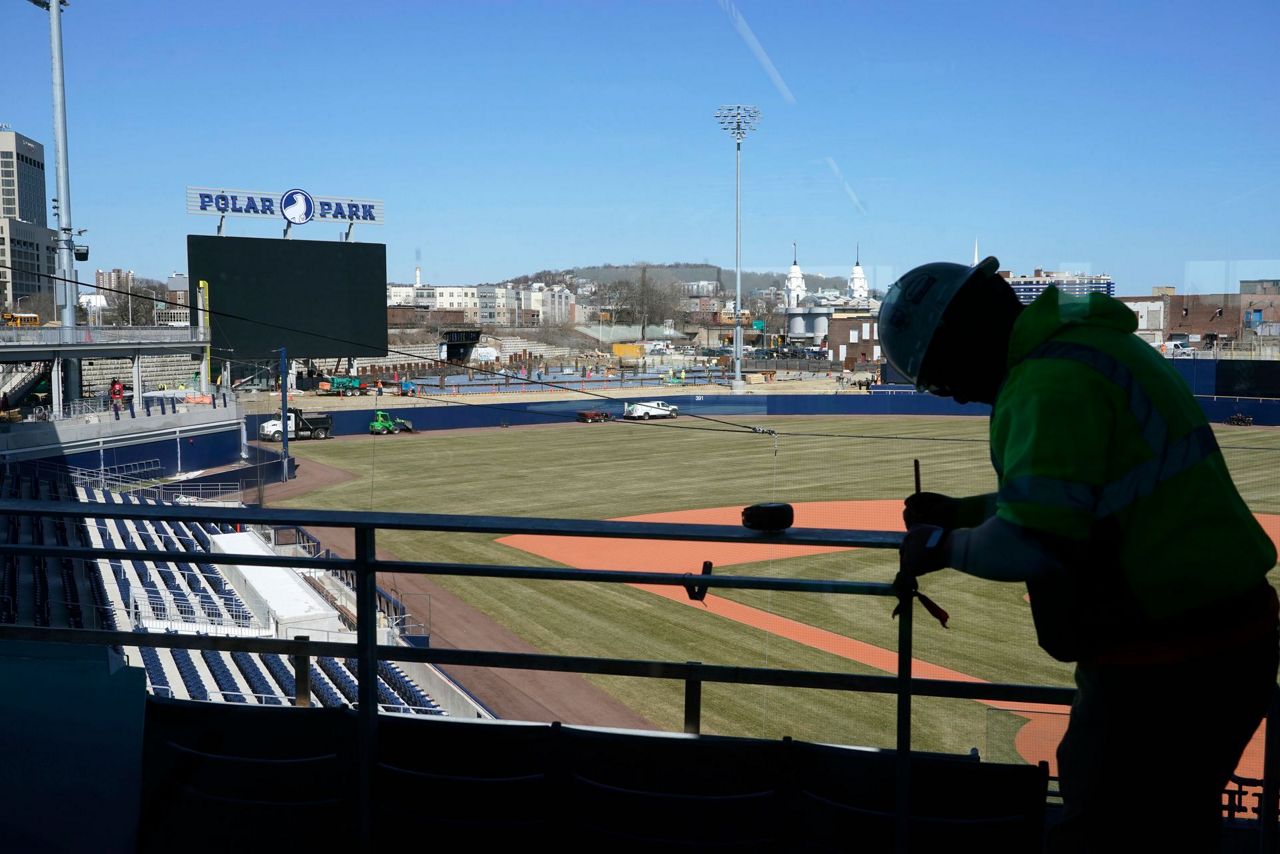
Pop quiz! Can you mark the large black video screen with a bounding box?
[187,235,387,362]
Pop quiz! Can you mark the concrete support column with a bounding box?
[131,354,142,400]
[51,357,62,414]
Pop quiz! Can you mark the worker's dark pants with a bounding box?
[1051,632,1278,852]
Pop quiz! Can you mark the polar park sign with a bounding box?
[185,186,384,226]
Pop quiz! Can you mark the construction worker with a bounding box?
[880,257,1278,851]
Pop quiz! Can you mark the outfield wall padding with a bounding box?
[246,389,1280,441]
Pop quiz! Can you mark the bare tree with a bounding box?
[601,268,685,331]
[103,277,164,326]
[24,290,57,324]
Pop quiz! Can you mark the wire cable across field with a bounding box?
[5,262,1277,450]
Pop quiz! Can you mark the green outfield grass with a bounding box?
[282,414,1280,755]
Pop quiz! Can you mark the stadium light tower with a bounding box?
[715,105,760,392]
[28,0,81,409]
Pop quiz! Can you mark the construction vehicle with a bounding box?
[259,408,334,441]
[369,410,415,435]
[319,376,369,396]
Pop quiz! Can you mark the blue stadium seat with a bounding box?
[230,651,282,705]
[261,653,300,702]
[199,648,247,703]
[168,646,209,701]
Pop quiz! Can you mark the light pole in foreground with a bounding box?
[715,105,760,392]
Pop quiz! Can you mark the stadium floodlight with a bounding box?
[715,105,760,391]
[28,0,78,413]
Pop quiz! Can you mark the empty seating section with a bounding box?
[309,663,348,709]
[261,653,300,701]
[169,646,210,702]
[194,562,253,626]
[184,567,224,622]
[230,651,282,706]
[89,567,118,630]
[134,635,173,699]
[318,657,362,707]
[151,557,196,623]
[378,661,444,714]
[2,474,447,715]
[199,648,247,703]
[130,559,169,620]
[327,568,408,623]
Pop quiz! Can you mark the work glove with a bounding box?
[899,525,950,578]
[893,525,952,629]
[903,492,960,531]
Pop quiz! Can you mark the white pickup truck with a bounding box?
[623,400,679,420]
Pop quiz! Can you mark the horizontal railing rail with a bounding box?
[0,326,209,346]
[0,498,1270,851]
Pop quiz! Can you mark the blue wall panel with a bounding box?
[40,426,243,477]
[1169,359,1217,396]
[246,382,1280,447]
[246,393,992,440]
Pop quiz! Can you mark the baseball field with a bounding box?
[279,412,1280,765]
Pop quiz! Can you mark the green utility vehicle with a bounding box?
[369,410,415,435]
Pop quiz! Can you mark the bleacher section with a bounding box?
[0,471,445,716]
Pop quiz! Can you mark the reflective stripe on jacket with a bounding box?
[992,287,1275,625]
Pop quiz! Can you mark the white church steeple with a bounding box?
[849,242,869,303]
[785,242,807,308]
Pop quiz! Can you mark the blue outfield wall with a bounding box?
[246,386,1280,439]
[1170,359,1217,396]
[245,393,993,440]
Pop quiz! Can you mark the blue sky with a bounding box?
[4,0,1278,294]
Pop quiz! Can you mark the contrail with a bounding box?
[825,157,867,214]
[1212,179,1280,209]
[717,0,796,105]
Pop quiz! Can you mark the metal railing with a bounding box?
[0,499,1271,850]
[0,325,209,347]
[56,460,242,506]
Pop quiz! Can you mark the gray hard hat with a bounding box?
[878,256,1000,387]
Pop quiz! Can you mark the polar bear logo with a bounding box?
[280,189,315,225]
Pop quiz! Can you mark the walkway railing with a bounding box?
[0,325,209,347]
[0,499,1271,850]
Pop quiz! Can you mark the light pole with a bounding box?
[716,105,760,392]
[28,0,80,406]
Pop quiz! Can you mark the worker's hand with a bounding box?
[899,525,950,578]
[903,492,960,530]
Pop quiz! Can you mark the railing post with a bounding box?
[684,661,702,735]
[291,635,311,707]
[1260,687,1280,853]
[895,584,914,853]
[355,525,378,847]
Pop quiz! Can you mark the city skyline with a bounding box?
[2,1,1278,295]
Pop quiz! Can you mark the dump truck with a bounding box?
[369,410,415,434]
[259,409,334,441]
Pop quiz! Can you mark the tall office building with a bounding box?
[0,129,58,310]
[0,130,48,227]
